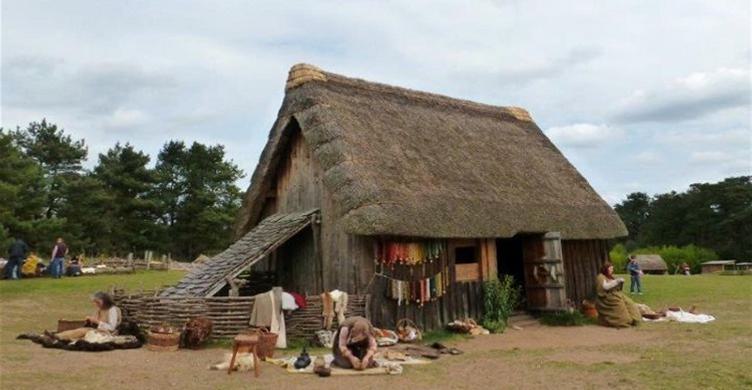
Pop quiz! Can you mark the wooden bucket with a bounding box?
[147,331,180,352]
[57,319,86,332]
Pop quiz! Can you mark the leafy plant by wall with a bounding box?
[482,275,522,333]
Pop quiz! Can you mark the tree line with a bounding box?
[0,120,245,260]
[613,176,752,263]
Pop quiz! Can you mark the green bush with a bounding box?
[482,275,522,333]
[610,243,718,274]
[540,310,596,326]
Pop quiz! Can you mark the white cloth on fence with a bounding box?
[281,292,299,311]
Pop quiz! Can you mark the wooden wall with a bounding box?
[561,239,610,304]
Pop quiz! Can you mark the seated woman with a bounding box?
[332,316,378,370]
[55,292,121,341]
[595,261,641,328]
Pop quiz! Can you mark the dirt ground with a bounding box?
[1,321,656,390]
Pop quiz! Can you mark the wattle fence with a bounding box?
[111,289,369,340]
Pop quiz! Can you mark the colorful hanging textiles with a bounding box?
[377,240,444,265]
[385,270,450,306]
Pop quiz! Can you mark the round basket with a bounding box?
[147,331,180,352]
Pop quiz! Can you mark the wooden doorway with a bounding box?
[521,232,567,311]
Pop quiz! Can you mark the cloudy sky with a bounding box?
[2,0,750,204]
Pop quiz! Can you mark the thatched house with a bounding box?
[632,254,668,274]
[164,64,627,330]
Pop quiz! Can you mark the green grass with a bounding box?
[539,310,597,326]
[0,270,184,298]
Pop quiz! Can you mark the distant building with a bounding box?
[700,260,735,274]
[632,254,668,274]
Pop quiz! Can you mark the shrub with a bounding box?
[540,311,596,327]
[482,275,522,333]
[610,243,719,274]
[633,245,718,274]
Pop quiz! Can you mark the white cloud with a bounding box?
[545,123,623,148]
[103,108,150,129]
[614,67,750,123]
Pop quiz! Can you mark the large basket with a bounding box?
[57,319,86,332]
[147,331,180,352]
[246,327,277,360]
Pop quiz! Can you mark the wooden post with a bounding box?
[127,253,134,271]
[146,251,151,270]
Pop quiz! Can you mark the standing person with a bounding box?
[5,237,29,280]
[627,255,644,294]
[49,237,68,279]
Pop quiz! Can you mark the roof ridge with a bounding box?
[285,63,533,122]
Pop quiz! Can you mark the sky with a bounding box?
[2,0,750,204]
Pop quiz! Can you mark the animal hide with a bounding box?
[210,353,256,371]
[17,333,142,352]
[181,317,213,349]
[16,318,145,352]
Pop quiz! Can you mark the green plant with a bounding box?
[482,275,522,333]
[540,310,596,326]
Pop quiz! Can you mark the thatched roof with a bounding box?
[632,254,668,271]
[236,64,627,240]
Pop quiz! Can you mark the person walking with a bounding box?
[49,237,68,279]
[627,255,643,294]
[5,237,29,280]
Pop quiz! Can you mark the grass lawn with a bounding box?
[0,272,750,389]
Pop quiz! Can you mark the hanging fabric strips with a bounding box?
[377,240,444,266]
[383,269,450,306]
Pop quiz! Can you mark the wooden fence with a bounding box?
[112,289,369,340]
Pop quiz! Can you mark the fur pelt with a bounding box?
[17,333,142,352]
[210,352,256,371]
[17,319,145,352]
[181,317,212,349]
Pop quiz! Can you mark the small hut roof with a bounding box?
[236,64,627,239]
[701,260,736,265]
[632,254,668,271]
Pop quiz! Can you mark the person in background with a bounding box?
[627,255,644,294]
[49,237,68,279]
[66,255,83,277]
[332,316,378,370]
[53,291,121,341]
[679,262,691,276]
[595,261,641,328]
[5,237,29,280]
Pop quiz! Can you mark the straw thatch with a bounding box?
[236,64,626,240]
[632,254,668,273]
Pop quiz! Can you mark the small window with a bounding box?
[455,246,477,264]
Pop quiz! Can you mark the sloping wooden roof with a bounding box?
[633,254,668,271]
[236,64,627,240]
[162,209,318,297]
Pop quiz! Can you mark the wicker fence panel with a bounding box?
[112,290,369,340]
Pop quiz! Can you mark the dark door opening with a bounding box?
[497,237,526,300]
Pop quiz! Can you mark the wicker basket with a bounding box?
[245,327,277,360]
[147,331,180,352]
[57,319,86,332]
[396,318,422,343]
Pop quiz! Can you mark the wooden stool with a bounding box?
[228,334,260,378]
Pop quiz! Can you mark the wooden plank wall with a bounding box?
[561,239,610,304]
[367,242,484,331]
[113,292,368,340]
